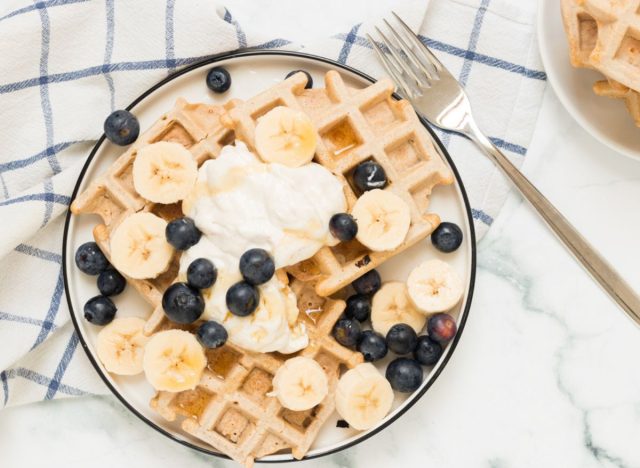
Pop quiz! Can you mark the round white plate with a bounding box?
[63,51,476,463]
[538,0,640,160]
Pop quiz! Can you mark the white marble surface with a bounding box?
[4,2,640,468]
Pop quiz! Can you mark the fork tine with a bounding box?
[366,33,415,98]
[374,27,424,88]
[382,19,434,81]
[391,11,444,74]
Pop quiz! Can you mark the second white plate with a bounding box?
[537,0,640,160]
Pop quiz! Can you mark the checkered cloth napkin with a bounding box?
[0,0,545,408]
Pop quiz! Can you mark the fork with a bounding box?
[368,13,640,326]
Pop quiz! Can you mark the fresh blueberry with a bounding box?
[104,110,139,146]
[97,269,126,296]
[285,69,313,89]
[386,323,418,355]
[226,281,259,317]
[332,318,361,348]
[352,161,387,193]
[239,248,275,285]
[329,213,358,242]
[196,321,228,349]
[187,258,217,290]
[431,222,463,253]
[427,313,457,343]
[165,217,201,250]
[352,269,381,295]
[206,67,231,93]
[413,335,443,366]
[385,358,423,393]
[162,282,204,324]
[75,242,110,275]
[357,330,387,362]
[84,295,117,325]
[345,294,371,322]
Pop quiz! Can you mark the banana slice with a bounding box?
[110,212,174,280]
[335,363,394,431]
[352,189,411,252]
[254,106,317,167]
[142,329,206,392]
[407,259,464,314]
[271,356,328,411]
[371,281,426,335]
[96,317,149,375]
[132,141,198,203]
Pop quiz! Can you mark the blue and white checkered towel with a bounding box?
[0,0,545,408]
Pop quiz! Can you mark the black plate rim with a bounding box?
[62,48,477,463]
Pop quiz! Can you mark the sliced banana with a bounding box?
[96,317,149,375]
[132,141,198,203]
[407,259,464,314]
[371,281,426,335]
[219,277,309,354]
[270,356,328,411]
[352,189,411,252]
[335,363,394,431]
[254,106,317,167]
[110,212,173,279]
[142,329,206,392]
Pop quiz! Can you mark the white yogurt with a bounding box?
[180,142,346,353]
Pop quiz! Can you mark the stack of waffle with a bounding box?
[226,71,453,297]
[150,279,363,467]
[71,70,453,466]
[561,0,640,126]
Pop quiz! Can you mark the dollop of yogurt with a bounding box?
[180,142,346,354]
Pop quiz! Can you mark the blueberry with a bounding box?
[357,330,387,362]
[165,217,201,250]
[329,213,358,242]
[239,248,275,285]
[427,313,457,343]
[413,335,443,366]
[345,294,371,322]
[226,281,259,317]
[84,295,116,325]
[162,282,204,324]
[431,222,463,253]
[196,321,228,349]
[187,258,217,290]
[385,358,423,393]
[104,110,139,146]
[352,269,381,295]
[285,69,313,89]
[75,242,110,275]
[352,161,387,193]
[332,318,361,348]
[97,269,126,296]
[386,323,418,355]
[206,67,231,93]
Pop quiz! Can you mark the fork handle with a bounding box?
[464,118,640,326]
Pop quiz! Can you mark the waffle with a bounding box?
[593,78,640,126]
[71,98,235,334]
[72,72,445,464]
[72,92,364,465]
[561,0,640,126]
[224,70,453,296]
[150,279,363,467]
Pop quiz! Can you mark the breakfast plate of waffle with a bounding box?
[62,50,476,466]
[538,0,640,159]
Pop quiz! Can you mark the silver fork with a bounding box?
[368,12,640,326]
